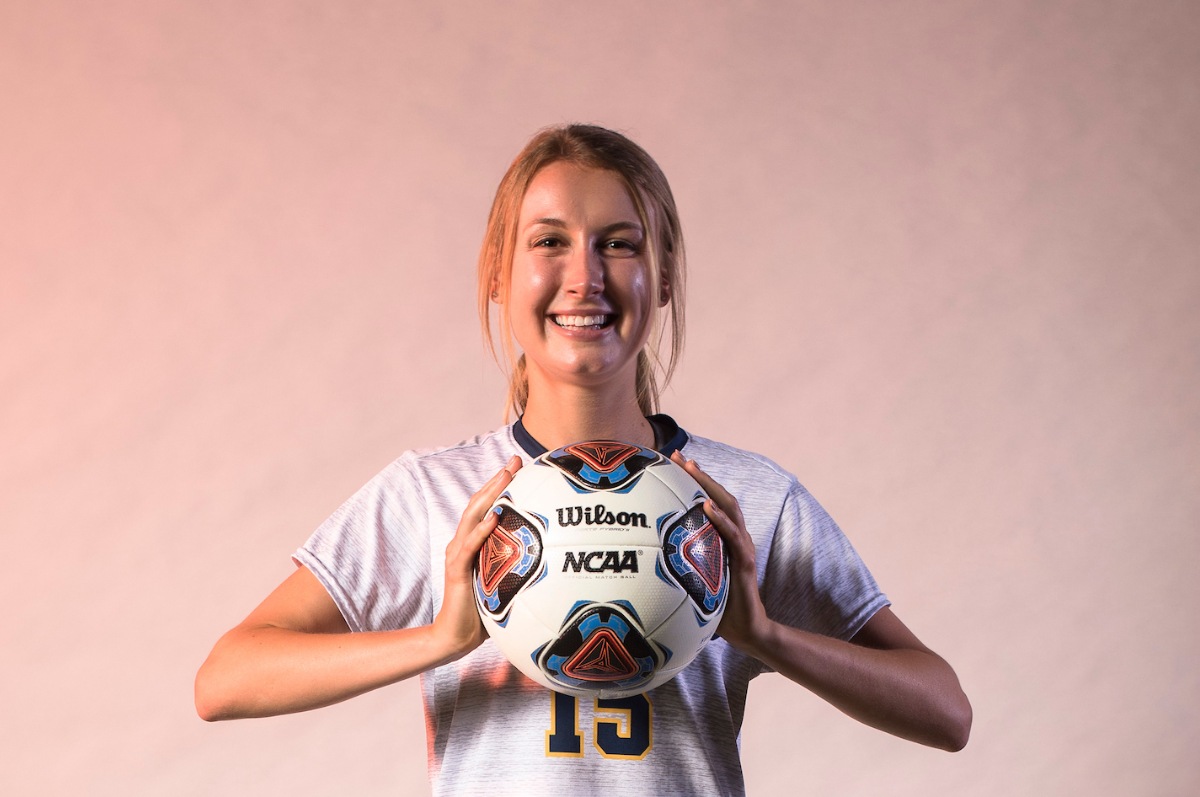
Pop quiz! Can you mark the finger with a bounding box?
[487,455,522,496]
[702,497,758,572]
[702,497,743,545]
[465,507,503,554]
[462,457,523,526]
[448,506,502,570]
[672,452,745,525]
[672,451,722,498]
[452,455,525,565]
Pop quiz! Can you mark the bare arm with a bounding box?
[739,606,971,751]
[194,456,522,721]
[195,566,452,720]
[673,452,972,751]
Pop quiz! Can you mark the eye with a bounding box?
[533,235,565,249]
[602,238,640,256]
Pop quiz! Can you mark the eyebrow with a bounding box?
[525,218,644,236]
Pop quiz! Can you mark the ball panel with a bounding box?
[538,602,659,693]
[474,506,544,621]
[544,440,662,492]
[648,593,720,660]
[662,504,729,618]
[644,461,708,506]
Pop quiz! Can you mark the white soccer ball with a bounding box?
[474,440,729,699]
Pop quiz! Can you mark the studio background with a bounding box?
[3,1,1197,794]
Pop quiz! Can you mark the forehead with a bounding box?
[518,162,642,227]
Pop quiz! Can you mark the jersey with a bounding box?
[294,416,889,796]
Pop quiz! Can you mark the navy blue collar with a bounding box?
[513,414,688,459]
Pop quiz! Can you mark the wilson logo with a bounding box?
[556,505,649,528]
[562,550,641,574]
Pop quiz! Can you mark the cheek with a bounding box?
[509,259,552,309]
[624,270,653,317]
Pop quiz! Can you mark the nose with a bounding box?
[563,245,604,298]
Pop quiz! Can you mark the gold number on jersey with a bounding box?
[546,692,654,760]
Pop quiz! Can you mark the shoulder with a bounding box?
[682,432,799,493]
[341,425,520,515]
[680,431,836,534]
[398,425,520,474]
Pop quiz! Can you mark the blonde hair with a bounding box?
[477,124,686,419]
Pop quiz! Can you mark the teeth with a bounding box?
[554,314,608,328]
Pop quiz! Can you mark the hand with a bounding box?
[674,454,972,751]
[671,451,770,652]
[434,455,523,659]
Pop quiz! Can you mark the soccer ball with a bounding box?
[474,440,728,699]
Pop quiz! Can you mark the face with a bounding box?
[504,161,665,398]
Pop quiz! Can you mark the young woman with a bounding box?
[196,125,971,795]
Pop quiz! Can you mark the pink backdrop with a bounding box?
[3,1,1198,794]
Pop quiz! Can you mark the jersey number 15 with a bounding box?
[546,691,653,760]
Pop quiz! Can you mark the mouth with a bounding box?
[550,313,615,331]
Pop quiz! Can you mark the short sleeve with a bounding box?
[293,454,434,633]
[759,480,889,641]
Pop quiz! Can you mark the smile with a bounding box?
[551,314,614,330]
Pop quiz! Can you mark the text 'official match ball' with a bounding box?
[473,441,729,699]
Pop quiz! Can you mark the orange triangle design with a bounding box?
[479,529,519,594]
[566,441,639,473]
[563,628,638,681]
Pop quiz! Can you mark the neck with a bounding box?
[520,377,655,452]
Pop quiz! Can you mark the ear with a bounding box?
[490,277,502,303]
[658,275,671,307]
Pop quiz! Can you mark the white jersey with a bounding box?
[295,417,888,796]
